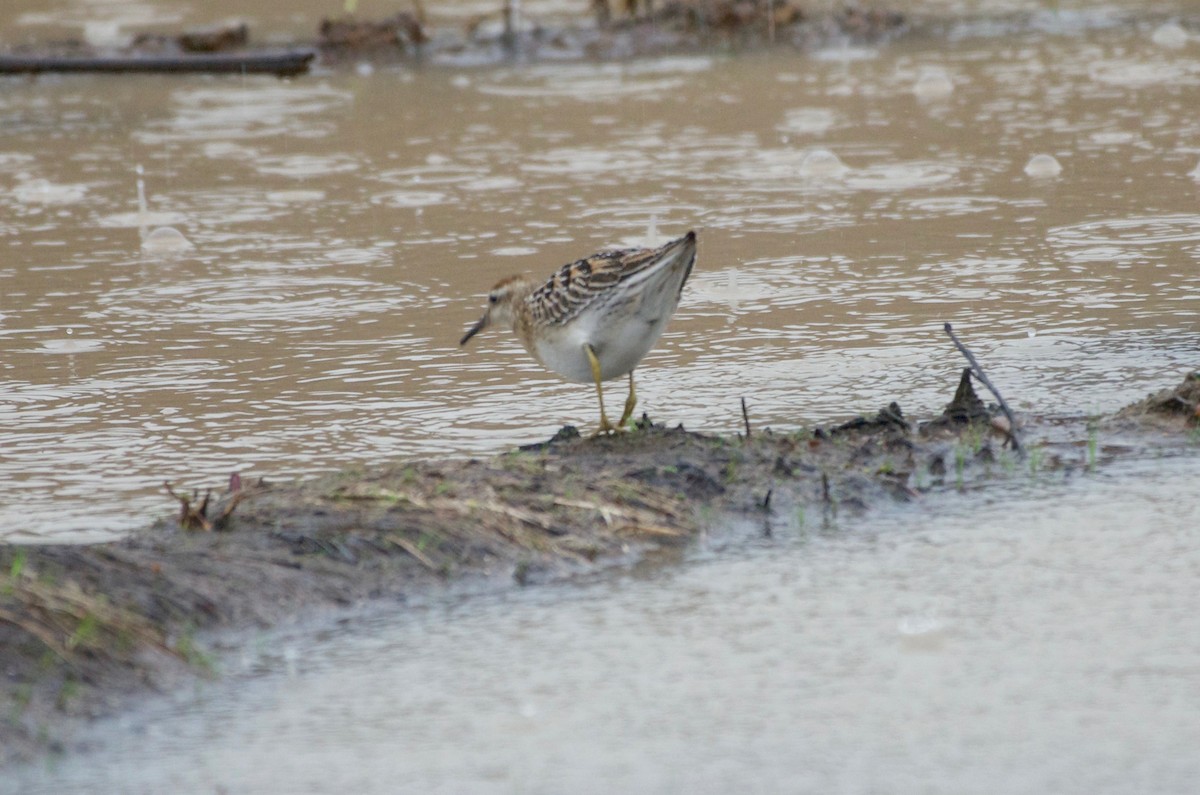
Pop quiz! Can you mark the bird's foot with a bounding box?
[590,415,624,437]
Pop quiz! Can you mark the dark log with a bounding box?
[0,49,316,76]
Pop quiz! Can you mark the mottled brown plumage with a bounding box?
[460,231,698,434]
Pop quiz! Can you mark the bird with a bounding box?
[460,230,697,435]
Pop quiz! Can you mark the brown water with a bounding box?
[2,1,1198,540]
[4,0,1200,790]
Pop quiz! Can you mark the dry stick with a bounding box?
[740,397,752,439]
[387,534,439,572]
[942,322,1023,453]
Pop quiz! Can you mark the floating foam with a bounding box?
[14,179,87,205]
[777,107,836,136]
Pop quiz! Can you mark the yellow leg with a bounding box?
[618,371,637,428]
[585,344,617,435]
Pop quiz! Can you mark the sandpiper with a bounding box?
[460,230,698,434]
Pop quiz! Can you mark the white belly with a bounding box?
[531,307,674,383]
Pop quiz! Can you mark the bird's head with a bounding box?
[460,275,532,346]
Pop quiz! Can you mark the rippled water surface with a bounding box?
[1,2,1198,540]
[4,0,1200,791]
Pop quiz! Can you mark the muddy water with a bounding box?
[2,2,1199,539]
[13,454,1200,793]
[4,1,1200,788]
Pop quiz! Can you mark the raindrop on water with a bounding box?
[40,337,105,354]
[135,164,192,253]
[911,67,954,100]
[797,147,849,179]
[142,226,194,254]
[1024,154,1062,178]
[1151,22,1189,49]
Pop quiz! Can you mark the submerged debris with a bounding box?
[163,473,260,532]
[1116,371,1200,429]
[317,13,429,59]
[131,21,250,54]
[921,369,990,434]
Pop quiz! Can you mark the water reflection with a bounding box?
[1,7,1199,539]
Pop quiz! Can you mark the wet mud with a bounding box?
[2,368,1197,766]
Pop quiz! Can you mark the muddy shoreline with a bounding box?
[4,2,1188,76]
[2,369,1197,768]
[1,3,910,74]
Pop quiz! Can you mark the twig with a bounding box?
[614,522,685,537]
[472,498,555,531]
[164,481,212,531]
[501,0,517,50]
[943,322,1023,453]
[741,397,752,439]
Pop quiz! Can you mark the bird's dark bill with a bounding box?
[460,315,488,346]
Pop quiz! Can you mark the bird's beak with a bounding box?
[460,312,489,346]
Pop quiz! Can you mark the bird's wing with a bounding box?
[526,235,692,326]
[525,248,635,326]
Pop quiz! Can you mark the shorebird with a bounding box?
[460,230,697,435]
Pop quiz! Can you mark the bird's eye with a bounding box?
[488,294,498,304]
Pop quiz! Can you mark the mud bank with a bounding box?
[2,369,1197,766]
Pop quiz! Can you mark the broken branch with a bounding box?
[943,322,1022,453]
